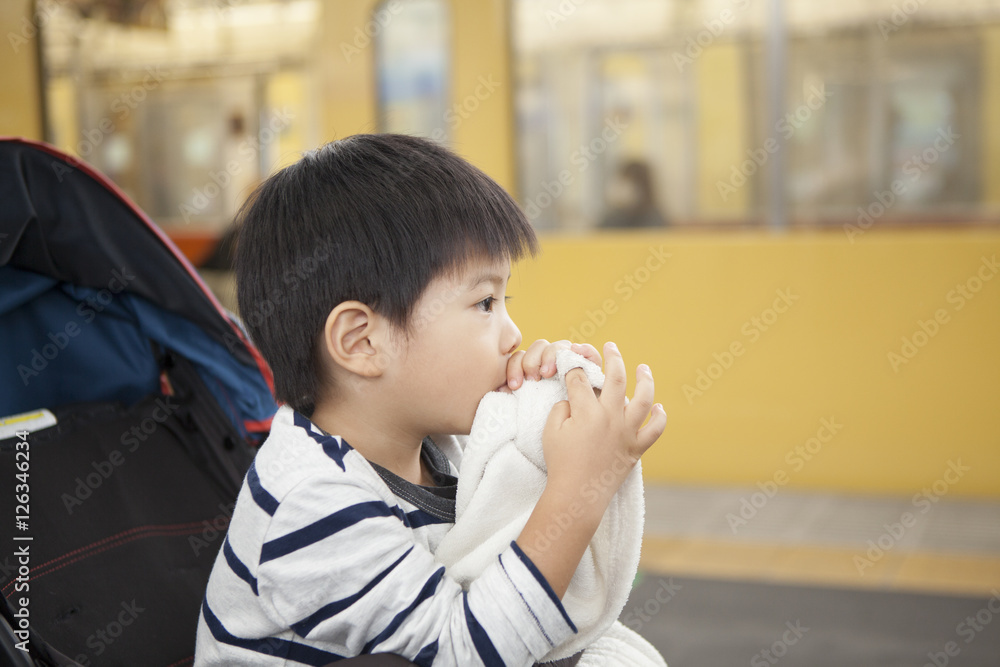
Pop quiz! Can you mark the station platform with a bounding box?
[632,485,1000,665]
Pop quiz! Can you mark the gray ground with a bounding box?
[628,574,1000,667]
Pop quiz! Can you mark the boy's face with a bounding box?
[385,254,522,437]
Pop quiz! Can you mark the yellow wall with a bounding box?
[696,42,748,219]
[507,228,1000,498]
[449,0,516,193]
[317,0,378,141]
[0,0,43,139]
[267,70,309,170]
[45,76,76,153]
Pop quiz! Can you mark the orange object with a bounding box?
[163,229,220,267]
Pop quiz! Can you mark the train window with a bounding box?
[883,33,980,213]
[374,0,451,144]
[770,27,981,224]
[515,0,996,229]
[39,0,316,232]
[30,0,998,231]
[514,0,753,230]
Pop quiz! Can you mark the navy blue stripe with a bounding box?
[223,537,258,595]
[383,503,409,528]
[201,598,344,665]
[246,461,279,516]
[291,547,413,637]
[412,640,439,667]
[509,541,578,633]
[260,501,395,563]
[293,410,352,471]
[462,591,505,666]
[284,641,348,665]
[362,567,445,654]
[405,509,450,528]
[499,555,552,647]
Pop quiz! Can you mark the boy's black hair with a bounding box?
[234,133,538,416]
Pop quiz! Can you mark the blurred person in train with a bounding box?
[194,133,667,665]
[599,159,668,229]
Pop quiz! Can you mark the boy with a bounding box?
[194,134,666,665]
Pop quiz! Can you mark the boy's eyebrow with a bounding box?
[465,271,511,290]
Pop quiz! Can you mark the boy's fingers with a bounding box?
[625,364,655,431]
[506,350,527,388]
[521,339,550,381]
[539,340,572,378]
[600,342,627,407]
[546,398,571,429]
[564,367,598,412]
[636,404,667,452]
[570,342,602,366]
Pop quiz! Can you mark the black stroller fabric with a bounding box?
[0,138,278,666]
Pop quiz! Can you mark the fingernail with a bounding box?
[607,341,618,351]
[541,363,553,375]
[509,377,519,388]
[638,364,650,375]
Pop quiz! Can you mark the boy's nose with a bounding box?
[503,316,522,355]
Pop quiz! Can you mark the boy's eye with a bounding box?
[476,296,511,312]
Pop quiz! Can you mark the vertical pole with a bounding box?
[34,0,51,143]
[766,0,786,229]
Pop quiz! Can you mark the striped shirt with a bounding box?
[194,405,577,666]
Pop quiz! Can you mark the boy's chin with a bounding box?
[442,387,510,437]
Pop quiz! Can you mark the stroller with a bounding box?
[0,137,278,665]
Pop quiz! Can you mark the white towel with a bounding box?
[435,349,664,664]
[576,620,667,667]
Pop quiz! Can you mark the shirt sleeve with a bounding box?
[254,475,577,665]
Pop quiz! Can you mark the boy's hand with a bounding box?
[506,339,602,390]
[517,341,666,599]
[542,342,665,503]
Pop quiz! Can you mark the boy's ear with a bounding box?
[322,301,390,378]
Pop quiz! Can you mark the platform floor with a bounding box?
[627,573,1000,667]
[630,485,1000,665]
